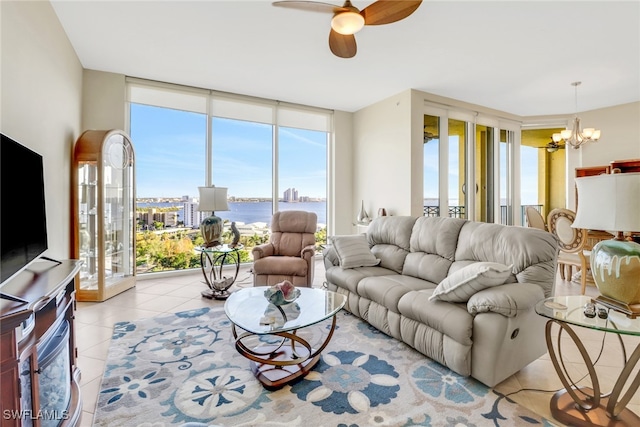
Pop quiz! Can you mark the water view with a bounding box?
[137,201,327,226]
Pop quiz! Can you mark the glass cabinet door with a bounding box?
[102,134,135,290]
[77,162,99,289]
[73,130,136,301]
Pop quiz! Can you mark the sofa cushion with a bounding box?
[467,282,545,317]
[367,216,416,273]
[429,262,513,303]
[330,234,380,269]
[402,217,467,284]
[370,244,409,274]
[410,216,467,260]
[398,290,474,346]
[367,216,416,251]
[454,221,558,297]
[358,275,436,313]
[253,256,308,276]
[325,265,395,294]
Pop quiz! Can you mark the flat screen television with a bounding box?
[1,133,49,285]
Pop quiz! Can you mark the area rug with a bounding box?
[92,307,554,427]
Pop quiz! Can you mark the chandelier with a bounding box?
[552,81,601,149]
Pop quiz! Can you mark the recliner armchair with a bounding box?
[252,210,317,287]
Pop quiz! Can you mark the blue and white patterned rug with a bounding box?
[92,307,554,427]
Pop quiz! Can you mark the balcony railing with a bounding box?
[424,204,543,225]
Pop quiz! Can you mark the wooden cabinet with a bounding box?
[0,260,82,427]
[71,130,136,301]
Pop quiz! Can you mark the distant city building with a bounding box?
[283,187,302,202]
[182,200,198,228]
[182,198,207,228]
[140,208,178,228]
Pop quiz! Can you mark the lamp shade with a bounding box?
[331,11,365,35]
[573,173,640,232]
[573,172,640,317]
[198,186,229,212]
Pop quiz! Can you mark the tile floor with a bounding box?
[75,261,640,426]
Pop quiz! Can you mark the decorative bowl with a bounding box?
[264,280,300,306]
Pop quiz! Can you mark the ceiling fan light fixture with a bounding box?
[331,11,365,35]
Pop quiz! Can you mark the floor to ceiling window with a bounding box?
[423,115,439,216]
[212,117,273,223]
[277,126,327,228]
[520,145,540,210]
[127,80,331,274]
[499,129,513,225]
[449,118,467,219]
[474,124,496,223]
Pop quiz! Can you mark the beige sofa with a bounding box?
[323,216,558,387]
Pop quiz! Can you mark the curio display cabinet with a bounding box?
[71,130,136,301]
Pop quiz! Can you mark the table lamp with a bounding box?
[573,172,640,317]
[198,186,229,248]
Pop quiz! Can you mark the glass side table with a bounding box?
[195,244,244,299]
[535,295,640,426]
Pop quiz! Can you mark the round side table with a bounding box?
[536,295,640,427]
[196,244,244,299]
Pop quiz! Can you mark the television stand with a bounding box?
[40,255,63,265]
[0,260,83,427]
[0,292,28,304]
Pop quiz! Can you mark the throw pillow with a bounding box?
[429,262,513,303]
[330,234,380,269]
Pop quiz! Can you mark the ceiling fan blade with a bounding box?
[329,29,357,58]
[272,1,347,14]
[361,0,422,25]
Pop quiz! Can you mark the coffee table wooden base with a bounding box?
[551,388,640,427]
[232,314,338,390]
[249,344,321,390]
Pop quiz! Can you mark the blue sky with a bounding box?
[130,104,327,199]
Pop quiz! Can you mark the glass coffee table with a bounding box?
[536,295,640,427]
[224,286,346,389]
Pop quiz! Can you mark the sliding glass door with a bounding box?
[423,107,517,224]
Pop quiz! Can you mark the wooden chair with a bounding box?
[525,206,547,231]
[547,208,589,295]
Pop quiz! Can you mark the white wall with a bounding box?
[331,110,354,235]
[576,102,640,166]
[352,90,413,225]
[1,1,83,259]
[82,70,126,131]
[564,101,640,210]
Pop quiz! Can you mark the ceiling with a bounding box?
[50,0,640,116]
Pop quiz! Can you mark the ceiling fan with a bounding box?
[543,139,565,153]
[272,0,422,58]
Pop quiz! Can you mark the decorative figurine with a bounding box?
[264,280,300,306]
[231,221,240,248]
